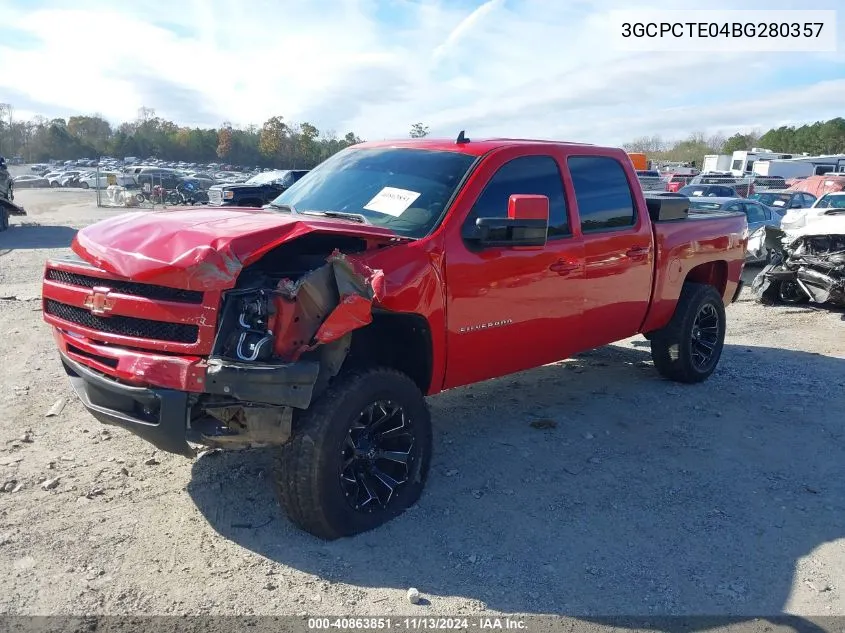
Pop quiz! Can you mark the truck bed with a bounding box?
[641,203,747,334]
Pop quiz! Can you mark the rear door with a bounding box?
[563,154,654,349]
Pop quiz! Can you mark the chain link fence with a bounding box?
[94,166,161,209]
[638,173,793,197]
[93,167,211,209]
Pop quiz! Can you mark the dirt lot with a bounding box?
[1,186,844,622]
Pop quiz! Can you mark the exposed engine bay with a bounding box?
[752,223,845,308]
[189,234,386,450]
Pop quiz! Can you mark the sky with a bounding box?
[0,0,843,146]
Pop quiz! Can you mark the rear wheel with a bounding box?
[80,181,89,189]
[274,368,432,540]
[649,282,726,383]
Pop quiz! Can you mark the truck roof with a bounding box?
[355,137,599,158]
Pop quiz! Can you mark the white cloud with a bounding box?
[0,0,843,145]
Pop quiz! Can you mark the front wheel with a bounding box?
[80,181,89,189]
[649,282,726,383]
[778,279,809,304]
[274,368,432,540]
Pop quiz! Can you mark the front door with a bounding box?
[442,150,585,390]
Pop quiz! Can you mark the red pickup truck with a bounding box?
[42,137,747,539]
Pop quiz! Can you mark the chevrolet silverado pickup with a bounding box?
[41,136,747,539]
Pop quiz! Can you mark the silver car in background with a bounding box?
[688,196,783,263]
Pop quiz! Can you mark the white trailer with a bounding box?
[702,154,732,172]
[752,160,814,179]
[729,148,795,175]
[753,155,845,178]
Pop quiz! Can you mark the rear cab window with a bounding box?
[567,156,636,232]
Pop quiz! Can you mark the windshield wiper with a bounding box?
[265,202,297,213]
[300,210,370,224]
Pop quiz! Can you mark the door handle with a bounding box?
[549,259,580,275]
[625,246,649,260]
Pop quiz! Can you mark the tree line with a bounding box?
[0,102,437,168]
[624,117,845,169]
[8,99,838,171]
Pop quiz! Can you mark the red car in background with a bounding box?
[665,173,695,192]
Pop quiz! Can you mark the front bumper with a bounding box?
[60,348,321,457]
[61,351,195,456]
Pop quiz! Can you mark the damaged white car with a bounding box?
[751,212,845,307]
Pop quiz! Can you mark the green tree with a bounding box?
[216,124,233,158]
[722,132,759,154]
[258,116,288,164]
[409,122,429,138]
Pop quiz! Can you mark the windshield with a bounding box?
[817,195,845,209]
[246,171,286,185]
[688,200,725,211]
[270,147,477,238]
[679,185,718,196]
[750,192,791,207]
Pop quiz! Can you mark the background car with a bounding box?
[687,172,753,197]
[688,196,782,263]
[12,174,49,188]
[665,173,694,192]
[781,192,845,231]
[47,170,81,187]
[678,184,742,198]
[748,191,817,216]
[78,172,134,189]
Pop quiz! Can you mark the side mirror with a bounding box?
[475,194,549,247]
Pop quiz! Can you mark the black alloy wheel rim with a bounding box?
[691,303,720,370]
[340,400,415,513]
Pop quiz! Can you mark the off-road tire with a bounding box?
[649,282,726,383]
[274,368,432,540]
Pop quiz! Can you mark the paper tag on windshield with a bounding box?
[363,187,421,216]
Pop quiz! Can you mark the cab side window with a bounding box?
[567,155,636,232]
[462,155,570,239]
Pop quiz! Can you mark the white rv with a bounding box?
[729,148,794,176]
[702,154,732,173]
[753,154,845,179]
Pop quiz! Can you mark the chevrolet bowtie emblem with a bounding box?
[83,287,115,315]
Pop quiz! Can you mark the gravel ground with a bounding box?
[1,182,844,625]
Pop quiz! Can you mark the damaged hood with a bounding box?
[72,207,404,290]
[785,215,845,240]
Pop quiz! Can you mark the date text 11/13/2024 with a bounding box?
[308,617,527,630]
